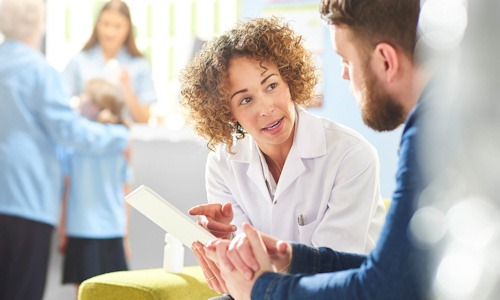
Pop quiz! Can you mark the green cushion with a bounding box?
[79,266,219,300]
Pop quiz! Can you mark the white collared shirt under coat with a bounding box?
[206,108,386,253]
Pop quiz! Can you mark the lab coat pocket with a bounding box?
[297,216,322,245]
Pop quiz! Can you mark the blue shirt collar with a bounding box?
[89,44,130,62]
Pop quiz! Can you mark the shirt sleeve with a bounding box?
[251,243,367,300]
[62,56,82,96]
[205,151,251,232]
[123,160,134,184]
[133,59,157,105]
[310,141,385,253]
[38,62,128,154]
[56,146,72,177]
[289,243,367,274]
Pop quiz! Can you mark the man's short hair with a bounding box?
[320,0,420,59]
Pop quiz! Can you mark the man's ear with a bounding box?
[373,42,399,83]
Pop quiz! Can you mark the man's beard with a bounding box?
[358,65,406,132]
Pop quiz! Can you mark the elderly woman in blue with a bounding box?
[0,0,129,299]
[63,0,157,123]
[181,17,386,294]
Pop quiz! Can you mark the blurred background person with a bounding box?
[63,0,157,123]
[58,79,132,299]
[0,0,129,299]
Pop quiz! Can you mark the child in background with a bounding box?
[58,79,133,295]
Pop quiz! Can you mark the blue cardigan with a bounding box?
[0,39,128,226]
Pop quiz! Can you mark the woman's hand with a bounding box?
[191,241,228,294]
[123,235,132,259]
[57,227,68,255]
[188,203,236,239]
[209,223,292,276]
[120,68,132,90]
[120,68,150,123]
[189,203,236,292]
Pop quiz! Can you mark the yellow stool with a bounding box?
[79,266,219,300]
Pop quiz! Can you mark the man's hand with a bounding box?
[188,202,236,239]
[213,223,292,278]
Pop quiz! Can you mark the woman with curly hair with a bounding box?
[180,17,386,294]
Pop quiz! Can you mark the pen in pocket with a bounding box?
[298,214,304,226]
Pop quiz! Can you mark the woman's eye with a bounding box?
[267,82,277,90]
[240,97,251,105]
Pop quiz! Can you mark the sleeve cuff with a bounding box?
[289,242,322,274]
[251,272,286,300]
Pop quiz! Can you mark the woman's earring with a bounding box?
[229,121,238,129]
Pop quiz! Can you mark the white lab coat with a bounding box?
[206,108,386,253]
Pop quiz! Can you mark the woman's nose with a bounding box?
[259,98,275,116]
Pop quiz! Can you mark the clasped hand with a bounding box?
[188,203,292,298]
[203,223,292,300]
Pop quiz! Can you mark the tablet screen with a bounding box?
[126,185,216,248]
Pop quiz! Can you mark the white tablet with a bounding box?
[125,185,216,248]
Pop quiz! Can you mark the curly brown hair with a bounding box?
[180,17,320,153]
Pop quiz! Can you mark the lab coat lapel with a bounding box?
[274,109,327,200]
[274,149,305,200]
[246,157,271,201]
[230,137,272,202]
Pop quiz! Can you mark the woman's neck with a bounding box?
[260,132,294,183]
[101,45,121,61]
[21,32,42,49]
[264,153,285,183]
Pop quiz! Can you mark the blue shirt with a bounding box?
[63,45,157,113]
[251,87,431,299]
[0,39,129,226]
[62,149,133,238]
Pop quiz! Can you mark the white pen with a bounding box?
[298,214,304,226]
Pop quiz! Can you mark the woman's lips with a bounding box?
[262,117,285,135]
